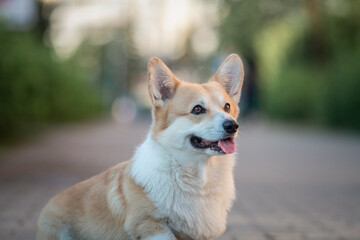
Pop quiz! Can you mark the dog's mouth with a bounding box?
[190,136,236,154]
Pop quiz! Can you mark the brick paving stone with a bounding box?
[1,119,360,240]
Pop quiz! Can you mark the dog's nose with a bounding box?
[223,120,239,134]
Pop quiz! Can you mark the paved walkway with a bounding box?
[0,119,360,240]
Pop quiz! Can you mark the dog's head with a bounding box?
[148,54,244,156]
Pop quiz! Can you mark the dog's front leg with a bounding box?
[125,216,176,240]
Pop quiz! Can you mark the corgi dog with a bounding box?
[36,54,244,240]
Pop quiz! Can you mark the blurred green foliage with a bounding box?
[219,0,300,60]
[0,30,102,139]
[256,1,360,129]
[220,0,360,130]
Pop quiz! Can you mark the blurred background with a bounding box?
[1,0,359,137]
[0,0,360,239]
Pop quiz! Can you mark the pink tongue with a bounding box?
[218,138,236,154]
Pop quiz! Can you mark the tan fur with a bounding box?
[37,54,244,240]
[37,162,168,240]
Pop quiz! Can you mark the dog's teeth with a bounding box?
[210,142,218,150]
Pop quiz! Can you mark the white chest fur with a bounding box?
[131,136,235,239]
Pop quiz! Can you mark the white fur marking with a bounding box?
[131,133,235,239]
[145,232,175,240]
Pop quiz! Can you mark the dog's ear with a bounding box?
[211,54,244,104]
[148,57,178,107]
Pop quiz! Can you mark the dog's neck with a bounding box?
[130,132,235,238]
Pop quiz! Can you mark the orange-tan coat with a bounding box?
[37,54,244,240]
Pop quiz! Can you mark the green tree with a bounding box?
[218,0,300,114]
[255,0,360,129]
[0,31,102,140]
[219,0,300,60]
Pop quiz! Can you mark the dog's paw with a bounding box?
[145,232,176,240]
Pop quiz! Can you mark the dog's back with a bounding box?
[37,162,160,240]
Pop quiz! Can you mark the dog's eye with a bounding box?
[191,105,206,115]
[224,103,230,113]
